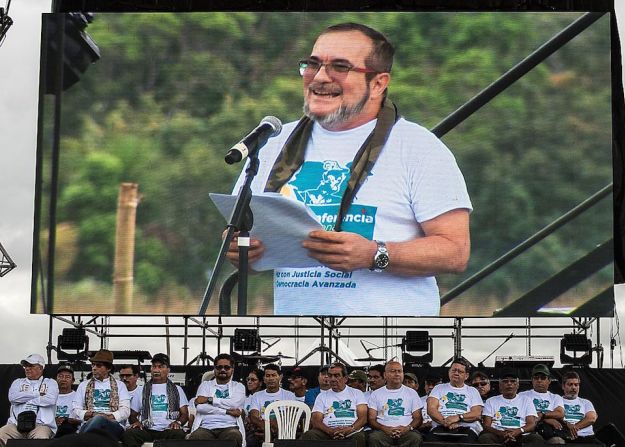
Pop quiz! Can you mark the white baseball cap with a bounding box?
[20,354,46,367]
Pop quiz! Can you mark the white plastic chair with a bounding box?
[262,399,311,447]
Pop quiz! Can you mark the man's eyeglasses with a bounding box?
[91,362,107,368]
[215,365,232,371]
[119,373,135,378]
[246,377,258,382]
[298,58,377,78]
[472,381,489,387]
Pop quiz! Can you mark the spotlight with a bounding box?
[560,333,592,366]
[402,331,433,367]
[57,327,89,362]
[232,329,261,353]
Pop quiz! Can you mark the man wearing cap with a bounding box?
[189,353,247,446]
[427,358,483,442]
[0,354,59,445]
[54,363,81,438]
[73,349,131,441]
[519,364,566,444]
[479,368,543,445]
[302,362,368,447]
[288,367,310,403]
[306,365,331,407]
[471,371,493,402]
[403,373,420,393]
[368,361,423,447]
[123,353,188,447]
[348,370,368,393]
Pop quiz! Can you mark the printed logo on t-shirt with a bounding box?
[330,399,355,418]
[496,406,521,427]
[385,398,405,416]
[441,392,468,411]
[284,160,377,238]
[93,389,111,411]
[151,394,168,412]
[564,404,583,421]
[533,398,550,412]
[215,389,230,399]
[262,400,278,420]
[56,405,69,417]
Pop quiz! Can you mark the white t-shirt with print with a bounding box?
[196,380,246,430]
[73,377,131,427]
[518,389,564,415]
[125,385,143,428]
[56,391,77,419]
[312,385,367,428]
[368,385,422,427]
[233,118,472,316]
[250,388,296,421]
[131,383,188,431]
[563,397,595,437]
[428,383,483,434]
[421,395,432,424]
[483,394,537,430]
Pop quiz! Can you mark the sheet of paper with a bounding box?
[209,192,324,271]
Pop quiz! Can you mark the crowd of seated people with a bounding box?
[0,351,607,446]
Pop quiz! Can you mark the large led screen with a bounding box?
[33,12,615,317]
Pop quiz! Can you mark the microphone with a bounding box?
[225,116,282,164]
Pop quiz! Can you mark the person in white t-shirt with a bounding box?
[301,362,368,447]
[249,364,296,444]
[119,364,143,428]
[244,368,264,447]
[479,368,543,445]
[189,353,247,446]
[519,364,566,444]
[73,349,131,442]
[561,371,602,445]
[368,361,423,447]
[54,363,80,438]
[427,358,482,443]
[419,373,441,436]
[288,367,309,403]
[226,23,472,317]
[122,353,188,447]
[0,354,59,445]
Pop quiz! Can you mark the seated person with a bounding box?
[288,367,310,402]
[348,370,368,393]
[119,363,142,427]
[403,372,420,393]
[244,368,264,447]
[419,373,441,435]
[470,370,493,402]
[301,362,367,447]
[519,364,566,444]
[249,364,296,444]
[122,353,188,447]
[0,354,59,445]
[55,363,81,437]
[561,371,603,445]
[73,349,131,441]
[427,358,483,443]
[188,353,246,446]
[368,361,423,447]
[366,364,386,398]
[479,367,543,446]
[306,365,331,407]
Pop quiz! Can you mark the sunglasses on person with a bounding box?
[298,58,377,78]
[472,381,489,387]
[215,365,232,371]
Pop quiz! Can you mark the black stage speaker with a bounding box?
[154,440,237,447]
[7,441,53,446]
[274,440,357,447]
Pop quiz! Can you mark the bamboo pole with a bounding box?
[113,183,139,314]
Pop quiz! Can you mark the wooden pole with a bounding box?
[113,183,139,314]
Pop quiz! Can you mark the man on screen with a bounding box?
[227,22,472,316]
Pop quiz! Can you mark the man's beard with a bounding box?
[304,83,370,128]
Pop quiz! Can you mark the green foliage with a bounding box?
[43,12,613,314]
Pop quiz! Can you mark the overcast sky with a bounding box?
[0,1,623,368]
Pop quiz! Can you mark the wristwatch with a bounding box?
[370,241,389,272]
[458,414,464,422]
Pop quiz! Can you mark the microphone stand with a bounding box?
[198,155,259,315]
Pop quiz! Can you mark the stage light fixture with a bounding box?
[233,328,261,353]
[57,327,89,362]
[402,331,433,367]
[560,333,592,366]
